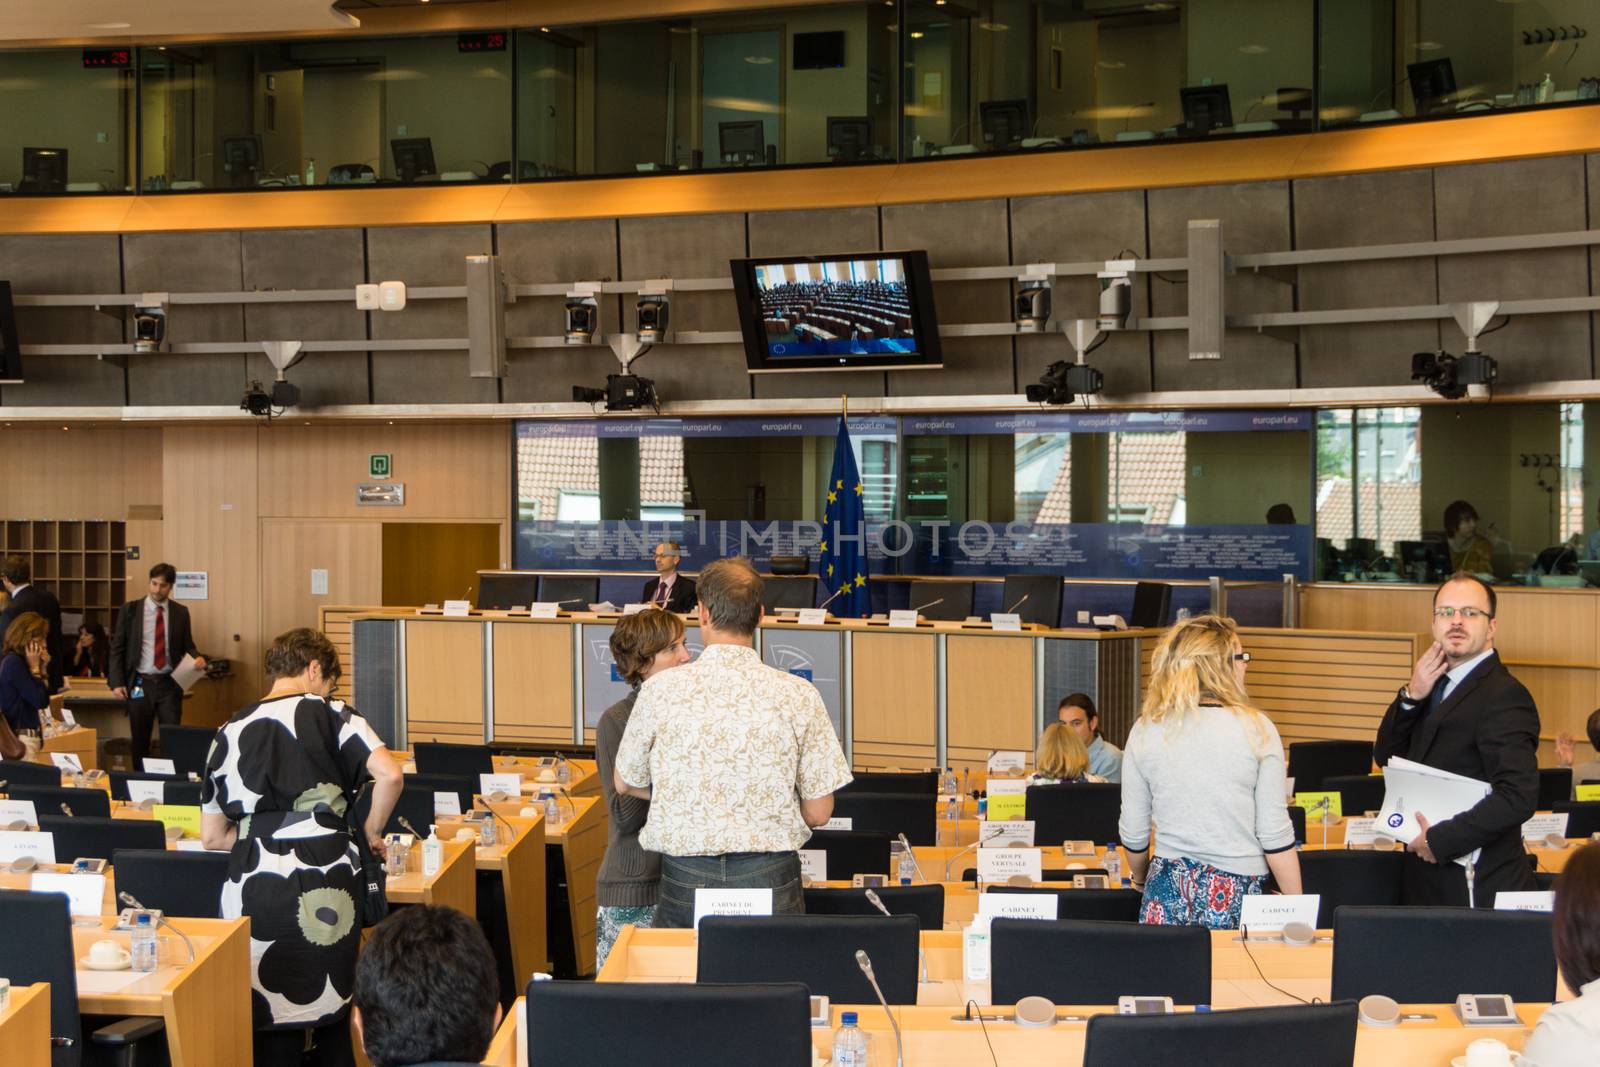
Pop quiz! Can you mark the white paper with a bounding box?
[480,773,522,798]
[0,831,56,864]
[693,888,773,930]
[987,751,1027,774]
[980,820,1035,847]
[976,848,1043,882]
[433,792,462,817]
[528,602,562,619]
[588,602,619,614]
[170,655,205,693]
[1378,756,1492,866]
[820,817,853,831]
[888,609,919,629]
[622,603,650,616]
[310,569,329,596]
[1522,813,1570,840]
[1494,891,1555,913]
[174,839,227,853]
[50,753,82,773]
[1285,777,1295,800]
[0,800,38,826]
[1343,818,1378,846]
[1239,894,1321,934]
[984,778,1028,796]
[798,849,828,882]
[175,571,208,600]
[60,707,77,728]
[989,613,1023,631]
[142,758,177,775]
[32,871,105,917]
[978,892,1058,922]
[126,781,165,805]
[797,608,827,626]
[442,600,472,617]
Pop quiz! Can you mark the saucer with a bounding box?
[1451,1056,1521,1067]
[80,951,132,971]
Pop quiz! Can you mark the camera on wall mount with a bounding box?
[636,280,671,345]
[131,294,169,353]
[1097,265,1134,332]
[572,373,658,412]
[241,341,305,418]
[1026,360,1104,405]
[1413,302,1503,400]
[565,282,602,346]
[1015,268,1053,333]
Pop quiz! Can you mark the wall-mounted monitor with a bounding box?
[794,31,846,70]
[391,137,437,182]
[0,281,22,384]
[730,251,942,374]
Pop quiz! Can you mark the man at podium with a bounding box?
[642,541,697,612]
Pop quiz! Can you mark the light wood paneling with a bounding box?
[382,522,502,607]
[946,634,1033,768]
[404,619,485,741]
[851,632,936,770]
[491,621,575,744]
[0,982,50,1067]
[0,427,161,519]
[124,518,163,603]
[260,519,383,654]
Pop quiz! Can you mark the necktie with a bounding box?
[153,605,167,670]
[655,581,669,607]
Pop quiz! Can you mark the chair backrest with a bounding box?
[769,555,810,576]
[413,741,495,779]
[156,723,217,776]
[990,918,1211,1005]
[1538,767,1573,808]
[908,580,973,621]
[802,884,944,930]
[0,758,65,787]
[9,784,112,819]
[1289,804,1307,844]
[111,848,229,918]
[803,829,891,879]
[1330,906,1557,1002]
[698,915,921,1004]
[1287,741,1374,792]
[36,815,167,864]
[1129,581,1172,628]
[984,886,1143,923]
[832,792,937,846]
[1296,851,1405,927]
[1083,1002,1359,1067]
[526,980,812,1067]
[1024,782,1122,844]
[355,773,474,835]
[1323,774,1386,815]
[0,890,83,1067]
[837,770,939,796]
[109,769,200,802]
[1553,801,1600,838]
[762,576,818,610]
[537,576,599,608]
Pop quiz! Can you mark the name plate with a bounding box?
[61,708,77,728]
[528,602,562,619]
[622,603,650,616]
[33,871,105,917]
[0,800,38,826]
[819,817,853,831]
[888,609,919,629]
[153,804,202,839]
[1239,893,1321,934]
[49,753,83,773]
[989,613,1023,631]
[797,608,828,626]
[442,599,472,617]
[0,830,56,865]
[977,892,1059,922]
[798,849,828,882]
[1577,784,1600,802]
[984,778,1028,796]
[1294,792,1343,820]
[988,751,1027,774]
[127,780,165,805]
[142,758,177,775]
[976,847,1043,882]
[480,773,523,798]
[1495,891,1555,913]
[984,794,1027,821]
[1344,818,1378,846]
[434,792,463,817]
[980,820,1035,847]
[1522,813,1570,840]
[693,888,773,930]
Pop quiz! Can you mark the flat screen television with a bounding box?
[793,30,846,70]
[730,251,942,373]
[0,281,22,383]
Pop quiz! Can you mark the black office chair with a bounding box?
[803,885,944,930]
[1539,768,1574,808]
[111,849,229,918]
[1025,782,1122,844]
[1083,1002,1359,1067]
[37,816,166,863]
[990,918,1211,1005]
[962,867,1110,883]
[762,576,818,610]
[832,792,937,846]
[1323,773,1386,815]
[698,915,921,1004]
[109,770,200,804]
[838,770,939,796]
[0,890,168,1067]
[526,980,812,1067]
[1288,741,1374,792]
[908,580,973,621]
[0,757,69,787]
[354,773,473,835]
[414,741,495,779]
[9,785,112,819]
[538,576,599,609]
[1297,851,1405,927]
[1554,801,1600,837]
[984,885,1143,923]
[1289,804,1308,844]
[769,555,810,576]
[154,723,216,776]
[1128,581,1172,628]
[1330,906,1557,1002]
[802,829,890,880]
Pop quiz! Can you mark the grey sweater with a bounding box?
[595,692,661,907]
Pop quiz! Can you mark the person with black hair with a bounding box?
[110,561,205,766]
[353,906,502,1067]
[68,621,110,677]
[1057,692,1122,782]
[1443,499,1494,576]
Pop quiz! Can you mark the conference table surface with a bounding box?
[394,751,601,799]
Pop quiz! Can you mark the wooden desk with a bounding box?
[0,982,51,1067]
[38,726,99,772]
[70,915,251,1067]
[482,996,521,1067]
[438,815,550,981]
[395,752,597,799]
[385,836,478,917]
[484,794,606,975]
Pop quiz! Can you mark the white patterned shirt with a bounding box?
[615,643,852,856]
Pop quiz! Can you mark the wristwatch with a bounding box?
[1397,685,1421,706]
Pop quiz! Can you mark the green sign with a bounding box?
[370,453,391,479]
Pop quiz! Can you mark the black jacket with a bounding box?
[1374,650,1539,906]
[640,574,697,613]
[0,584,65,694]
[109,598,198,690]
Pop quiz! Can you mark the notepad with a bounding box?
[1377,757,1491,867]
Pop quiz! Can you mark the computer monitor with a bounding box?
[20,148,67,193]
[391,137,437,182]
[220,135,263,188]
[978,99,1030,148]
[1344,537,1378,566]
[1407,58,1456,114]
[998,574,1064,629]
[1395,540,1450,583]
[718,120,766,165]
[1179,85,1233,134]
[826,116,873,162]
[477,572,539,611]
[1579,561,1600,588]
[0,281,21,384]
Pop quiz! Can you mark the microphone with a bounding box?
[397,816,425,840]
[854,949,905,1067]
[816,586,846,612]
[60,802,74,817]
[896,833,927,884]
[1313,796,1332,848]
[943,824,1009,881]
[1004,592,1030,614]
[865,889,930,986]
[910,598,943,614]
[483,804,517,842]
[118,891,197,964]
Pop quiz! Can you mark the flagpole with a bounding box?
[841,393,848,422]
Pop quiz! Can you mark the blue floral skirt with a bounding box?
[1138,854,1267,929]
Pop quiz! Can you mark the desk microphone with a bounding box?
[397,816,425,841]
[60,802,74,817]
[816,586,846,612]
[0,779,8,791]
[943,824,1008,881]
[865,890,930,985]
[854,949,905,1067]
[484,804,517,842]
[1004,593,1030,615]
[1465,856,1476,910]
[118,891,197,964]
[1312,796,1331,848]
[909,598,943,616]
[554,598,586,607]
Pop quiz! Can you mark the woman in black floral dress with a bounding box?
[201,628,404,1066]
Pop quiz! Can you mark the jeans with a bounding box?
[654,852,804,929]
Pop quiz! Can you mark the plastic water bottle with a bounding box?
[478,813,498,847]
[832,1011,871,1066]
[942,767,958,796]
[131,912,158,973]
[542,791,561,827]
[1104,843,1123,887]
[898,846,918,885]
[556,761,571,786]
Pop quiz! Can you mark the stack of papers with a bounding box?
[1377,756,1490,867]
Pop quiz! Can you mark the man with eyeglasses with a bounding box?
[641,541,698,613]
[1375,573,1540,907]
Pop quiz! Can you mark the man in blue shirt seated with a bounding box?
[1058,692,1122,783]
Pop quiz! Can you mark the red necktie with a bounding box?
[656,581,669,606]
[153,605,167,670]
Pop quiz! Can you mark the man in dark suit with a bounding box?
[641,541,697,612]
[1,554,65,694]
[110,562,206,767]
[1375,573,1539,907]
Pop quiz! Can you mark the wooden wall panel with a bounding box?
[491,622,574,744]
[0,427,161,519]
[382,522,502,607]
[851,632,936,770]
[946,634,1033,769]
[259,520,383,660]
[405,619,485,741]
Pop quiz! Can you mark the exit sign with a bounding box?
[370,454,391,478]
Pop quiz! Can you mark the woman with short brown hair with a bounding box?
[1521,843,1600,1066]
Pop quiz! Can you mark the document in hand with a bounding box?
[170,653,206,692]
[1377,756,1490,867]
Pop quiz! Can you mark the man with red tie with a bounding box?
[641,541,698,613]
[110,563,206,767]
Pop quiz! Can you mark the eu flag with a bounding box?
[820,417,870,618]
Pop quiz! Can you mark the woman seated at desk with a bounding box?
[0,612,55,739]
[1027,722,1106,785]
[67,621,109,678]
[1521,842,1600,1066]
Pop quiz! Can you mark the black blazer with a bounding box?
[641,575,697,613]
[0,584,64,694]
[1374,650,1539,905]
[109,598,198,690]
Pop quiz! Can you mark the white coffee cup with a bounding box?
[88,939,127,966]
[1463,1037,1514,1067]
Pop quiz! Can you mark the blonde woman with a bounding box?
[1028,722,1106,784]
[1118,614,1300,928]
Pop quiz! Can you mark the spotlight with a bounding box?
[1025,361,1103,405]
[1411,350,1497,400]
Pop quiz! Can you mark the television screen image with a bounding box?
[0,281,22,383]
[730,251,942,373]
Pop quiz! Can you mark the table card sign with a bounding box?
[1343,818,1378,847]
[977,892,1059,922]
[126,781,165,805]
[32,871,105,917]
[174,840,228,853]
[820,817,853,831]
[976,848,1043,883]
[1494,892,1555,913]
[528,603,562,619]
[1576,784,1600,802]
[987,751,1027,774]
[1522,813,1570,840]
[980,820,1036,847]
[798,850,828,883]
[433,792,463,818]
[442,600,472,617]
[622,603,650,616]
[1239,894,1321,935]
[984,794,1027,821]
[1294,792,1342,821]
[142,758,177,775]
[692,888,773,931]
[989,613,1023,632]
[60,708,77,728]
[0,800,38,826]
[152,805,202,839]
[0,831,55,865]
[888,610,919,629]
[797,608,828,626]
[984,778,1028,796]
[480,774,523,798]
[49,753,83,773]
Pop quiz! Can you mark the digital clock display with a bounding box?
[457,32,507,53]
[83,49,132,68]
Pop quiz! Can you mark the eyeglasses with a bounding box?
[1432,606,1492,620]
[1233,652,1251,663]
